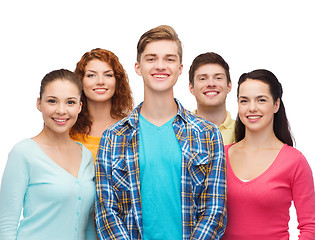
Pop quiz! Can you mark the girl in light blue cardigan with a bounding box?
[0,69,97,240]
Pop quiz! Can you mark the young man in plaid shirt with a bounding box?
[95,25,227,240]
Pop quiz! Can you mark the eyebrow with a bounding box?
[143,53,179,58]
[45,96,79,100]
[196,73,226,78]
[196,73,208,78]
[239,95,270,99]
[86,69,114,74]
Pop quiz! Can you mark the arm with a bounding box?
[292,153,315,240]
[94,132,131,240]
[0,144,29,240]
[191,129,227,240]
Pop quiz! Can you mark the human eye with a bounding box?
[67,100,76,105]
[146,58,154,62]
[215,74,226,80]
[47,99,56,104]
[145,55,155,62]
[239,99,248,104]
[166,57,175,62]
[105,73,114,78]
[86,73,95,78]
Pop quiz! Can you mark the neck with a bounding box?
[87,100,118,137]
[34,128,73,147]
[141,90,177,126]
[87,100,112,122]
[241,127,283,150]
[196,103,227,126]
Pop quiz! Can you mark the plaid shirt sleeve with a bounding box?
[94,130,131,240]
[191,127,227,240]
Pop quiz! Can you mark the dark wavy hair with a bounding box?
[235,69,294,146]
[69,48,133,138]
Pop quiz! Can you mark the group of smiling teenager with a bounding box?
[0,25,314,240]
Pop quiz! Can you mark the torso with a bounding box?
[32,137,82,178]
[0,139,97,240]
[223,143,315,240]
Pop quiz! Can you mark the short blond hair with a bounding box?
[136,25,182,63]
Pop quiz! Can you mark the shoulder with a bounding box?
[185,109,219,133]
[6,139,35,170]
[277,144,311,173]
[103,105,141,139]
[224,143,234,152]
[280,144,304,161]
[98,109,139,151]
[9,139,37,157]
[279,146,315,188]
[103,116,135,140]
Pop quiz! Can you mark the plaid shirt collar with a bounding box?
[123,98,187,130]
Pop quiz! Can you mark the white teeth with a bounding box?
[54,119,67,122]
[248,116,261,119]
[94,89,107,92]
[205,92,218,96]
[153,75,167,78]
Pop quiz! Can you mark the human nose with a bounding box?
[155,59,166,70]
[206,77,216,87]
[249,101,257,112]
[96,74,105,85]
[56,103,66,115]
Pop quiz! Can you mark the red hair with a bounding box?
[70,48,133,138]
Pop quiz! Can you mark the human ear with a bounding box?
[36,98,42,112]
[189,82,195,95]
[134,62,142,76]
[79,101,82,114]
[179,64,183,75]
[274,98,280,113]
[227,81,232,94]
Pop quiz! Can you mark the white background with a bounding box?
[1,0,314,238]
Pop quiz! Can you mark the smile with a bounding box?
[94,88,108,93]
[52,118,69,125]
[247,115,262,121]
[204,91,219,96]
[152,74,169,79]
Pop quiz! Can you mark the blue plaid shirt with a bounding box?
[95,99,227,240]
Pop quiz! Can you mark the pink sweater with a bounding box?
[222,144,315,240]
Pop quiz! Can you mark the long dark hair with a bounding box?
[235,69,294,146]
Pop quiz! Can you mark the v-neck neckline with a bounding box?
[28,138,84,180]
[139,113,175,131]
[226,143,286,185]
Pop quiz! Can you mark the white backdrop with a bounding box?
[1,0,314,238]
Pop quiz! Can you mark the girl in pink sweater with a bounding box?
[223,69,315,240]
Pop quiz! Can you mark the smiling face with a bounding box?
[135,40,183,96]
[189,63,231,109]
[238,79,280,134]
[82,59,116,104]
[37,79,82,135]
